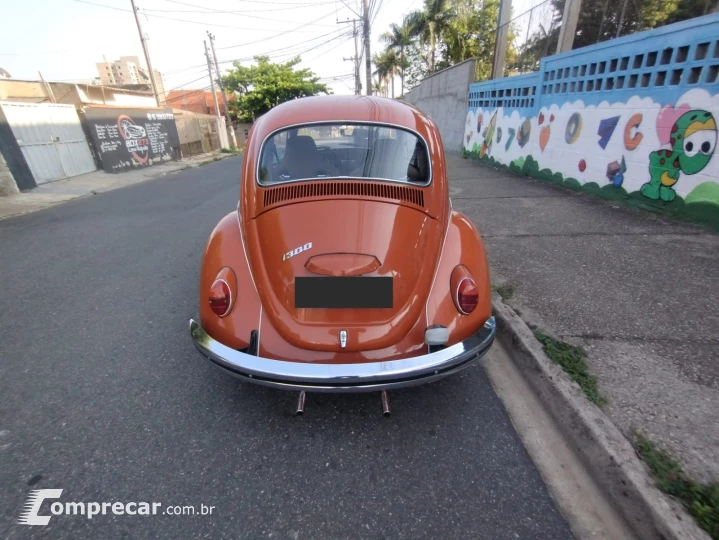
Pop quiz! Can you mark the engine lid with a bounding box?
[243,198,444,352]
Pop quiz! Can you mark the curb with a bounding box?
[491,294,710,540]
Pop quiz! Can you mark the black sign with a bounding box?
[83,107,181,173]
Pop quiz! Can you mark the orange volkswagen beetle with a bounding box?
[189,96,495,412]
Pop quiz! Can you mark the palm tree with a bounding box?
[380,18,413,96]
[407,0,454,73]
[371,77,383,96]
[373,49,400,98]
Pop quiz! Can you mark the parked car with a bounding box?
[189,95,495,411]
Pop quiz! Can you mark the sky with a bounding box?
[0,0,544,97]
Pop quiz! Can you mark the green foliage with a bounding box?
[634,431,719,538]
[523,0,684,62]
[373,48,401,98]
[222,56,329,123]
[534,330,608,406]
[380,19,413,96]
[493,284,515,300]
[406,0,455,73]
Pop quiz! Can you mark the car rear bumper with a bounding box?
[189,317,496,392]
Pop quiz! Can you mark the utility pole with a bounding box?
[363,0,372,95]
[129,0,161,107]
[338,18,362,95]
[557,0,583,53]
[207,32,237,149]
[205,40,227,149]
[491,0,512,79]
[616,0,629,38]
[38,72,56,103]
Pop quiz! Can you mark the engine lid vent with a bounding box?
[263,181,425,209]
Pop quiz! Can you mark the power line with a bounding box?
[150,0,337,26]
[73,0,327,32]
[165,74,208,94]
[216,10,340,49]
[162,29,344,79]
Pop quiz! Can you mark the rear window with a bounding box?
[258,123,430,186]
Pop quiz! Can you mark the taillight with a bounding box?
[209,279,231,317]
[456,278,478,314]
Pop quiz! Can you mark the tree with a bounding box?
[436,0,516,81]
[526,0,680,54]
[407,0,455,73]
[404,42,429,91]
[666,0,719,24]
[380,18,413,96]
[222,56,329,122]
[373,49,401,98]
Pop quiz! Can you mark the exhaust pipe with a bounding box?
[296,391,306,415]
[381,391,391,417]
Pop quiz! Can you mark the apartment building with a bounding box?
[96,56,165,102]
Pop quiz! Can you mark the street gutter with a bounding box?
[491,292,711,540]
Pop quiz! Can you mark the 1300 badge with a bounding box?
[282,242,312,261]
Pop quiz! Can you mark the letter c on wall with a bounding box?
[624,113,643,151]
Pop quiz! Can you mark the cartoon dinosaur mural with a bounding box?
[480,111,497,158]
[640,110,717,202]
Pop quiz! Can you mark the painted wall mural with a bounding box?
[463,13,719,226]
[83,107,181,173]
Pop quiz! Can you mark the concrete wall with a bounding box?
[0,152,19,196]
[403,59,476,152]
[174,109,223,156]
[463,13,719,226]
[234,123,252,147]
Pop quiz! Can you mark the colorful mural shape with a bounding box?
[606,157,627,187]
[539,126,551,151]
[496,127,502,143]
[597,116,621,149]
[480,111,497,158]
[656,104,690,145]
[565,113,582,144]
[477,113,483,135]
[463,16,719,228]
[506,128,516,151]
[517,118,531,148]
[640,110,717,202]
[624,113,644,150]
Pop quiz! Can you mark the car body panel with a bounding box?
[194,96,494,386]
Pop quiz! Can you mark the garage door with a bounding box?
[0,101,96,184]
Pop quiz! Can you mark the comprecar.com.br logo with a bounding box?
[18,489,215,525]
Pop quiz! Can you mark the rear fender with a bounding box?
[199,212,262,350]
[425,210,492,345]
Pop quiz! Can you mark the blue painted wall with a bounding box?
[463,12,719,219]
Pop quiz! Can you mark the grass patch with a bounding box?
[220,147,243,154]
[634,431,719,538]
[493,284,515,300]
[533,330,608,406]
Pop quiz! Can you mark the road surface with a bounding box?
[0,157,572,539]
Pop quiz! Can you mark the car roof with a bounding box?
[255,95,432,134]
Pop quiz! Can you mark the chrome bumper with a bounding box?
[189,317,496,392]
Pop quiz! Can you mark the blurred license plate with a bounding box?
[295,277,393,308]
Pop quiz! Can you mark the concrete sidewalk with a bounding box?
[0,151,237,221]
[446,153,719,485]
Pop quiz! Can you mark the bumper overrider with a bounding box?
[189,317,496,392]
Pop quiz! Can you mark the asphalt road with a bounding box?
[0,157,572,539]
